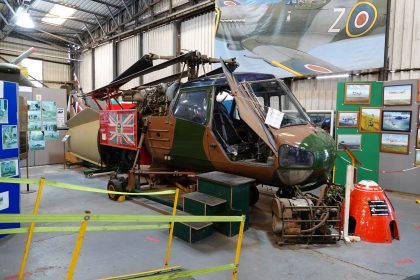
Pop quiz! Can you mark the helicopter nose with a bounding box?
[277,127,336,186]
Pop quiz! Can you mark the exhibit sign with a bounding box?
[99,110,138,150]
[215,0,388,77]
[0,81,20,236]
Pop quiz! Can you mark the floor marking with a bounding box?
[396,258,414,264]
[3,272,31,280]
[145,236,160,243]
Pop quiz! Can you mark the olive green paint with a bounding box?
[170,87,214,170]
[299,130,336,170]
[334,81,382,185]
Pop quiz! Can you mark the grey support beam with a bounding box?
[34,27,81,46]
[120,0,133,19]
[85,0,121,9]
[106,4,119,27]
[14,31,70,51]
[94,15,106,36]
[84,23,95,41]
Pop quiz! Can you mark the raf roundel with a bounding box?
[304,64,333,74]
[346,2,378,38]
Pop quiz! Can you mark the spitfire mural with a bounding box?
[215,0,388,77]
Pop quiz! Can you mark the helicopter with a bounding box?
[72,51,336,206]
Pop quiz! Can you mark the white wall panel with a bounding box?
[292,74,380,110]
[118,35,141,90]
[387,0,420,80]
[79,50,93,93]
[181,12,214,76]
[43,61,70,86]
[142,24,175,83]
[94,42,114,89]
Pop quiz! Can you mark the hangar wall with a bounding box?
[142,24,176,84]
[94,42,114,89]
[118,35,141,90]
[79,50,93,93]
[0,37,71,88]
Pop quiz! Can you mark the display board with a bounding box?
[215,0,388,77]
[99,110,137,150]
[378,80,420,194]
[0,81,20,236]
[334,81,383,185]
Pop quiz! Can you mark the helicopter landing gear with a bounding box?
[107,174,129,201]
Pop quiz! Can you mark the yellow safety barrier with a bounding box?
[0,177,246,280]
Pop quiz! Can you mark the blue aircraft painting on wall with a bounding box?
[215,0,388,77]
[382,111,412,132]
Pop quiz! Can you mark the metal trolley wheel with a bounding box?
[107,179,123,201]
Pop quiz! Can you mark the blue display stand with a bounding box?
[0,81,20,238]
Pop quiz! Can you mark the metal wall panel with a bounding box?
[388,0,420,80]
[142,24,175,83]
[118,35,141,90]
[43,61,71,87]
[291,74,380,110]
[79,50,93,93]
[94,42,114,89]
[181,12,215,76]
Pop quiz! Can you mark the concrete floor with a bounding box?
[0,164,419,280]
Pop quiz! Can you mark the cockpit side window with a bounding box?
[173,90,208,125]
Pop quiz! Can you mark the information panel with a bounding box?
[0,81,20,236]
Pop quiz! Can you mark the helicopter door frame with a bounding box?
[169,86,214,170]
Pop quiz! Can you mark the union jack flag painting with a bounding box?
[99,110,137,150]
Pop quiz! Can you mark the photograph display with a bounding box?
[0,159,18,177]
[337,134,362,150]
[360,107,382,132]
[0,99,8,123]
[416,150,420,166]
[417,128,420,149]
[337,111,359,128]
[380,133,410,155]
[2,125,18,150]
[44,131,59,140]
[381,111,412,132]
[344,84,371,104]
[383,85,412,106]
[29,131,45,151]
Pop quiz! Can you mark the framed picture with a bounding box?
[0,159,19,177]
[383,84,412,106]
[380,133,410,155]
[0,99,8,124]
[2,125,18,150]
[337,111,359,128]
[417,128,420,149]
[344,83,371,104]
[381,110,412,132]
[360,107,382,132]
[337,134,362,150]
[418,106,420,125]
[416,150,420,166]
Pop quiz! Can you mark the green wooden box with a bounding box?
[173,221,214,243]
[183,192,227,216]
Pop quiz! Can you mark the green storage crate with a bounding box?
[173,211,214,243]
[197,172,254,236]
[214,209,248,237]
[183,192,227,216]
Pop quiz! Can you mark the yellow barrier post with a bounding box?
[164,188,179,269]
[66,211,90,280]
[18,177,45,280]
[232,216,246,280]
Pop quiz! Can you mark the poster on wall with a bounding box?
[57,107,65,128]
[41,101,57,122]
[29,131,45,151]
[0,99,8,123]
[0,159,19,177]
[215,0,388,77]
[27,101,42,131]
[44,131,59,140]
[0,191,9,211]
[2,125,18,150]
